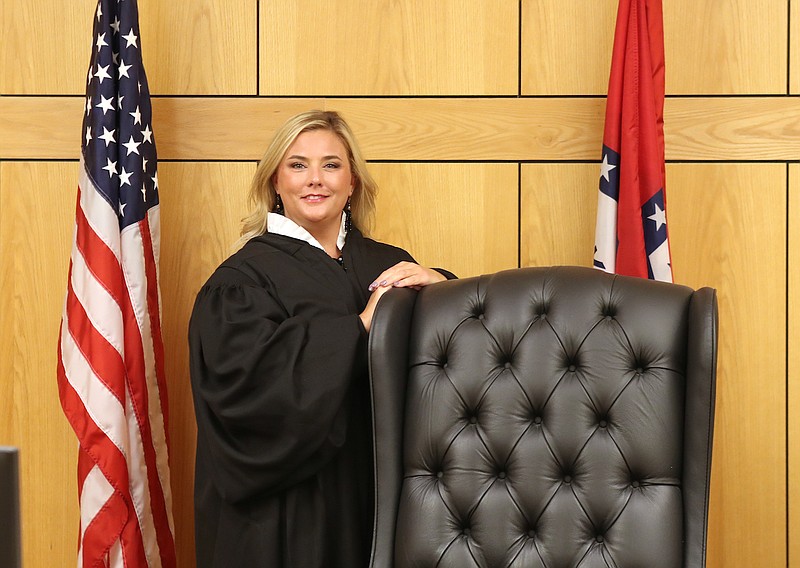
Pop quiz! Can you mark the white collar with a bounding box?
[267,212,347,253]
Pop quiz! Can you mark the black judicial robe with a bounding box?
[188,228,416,568]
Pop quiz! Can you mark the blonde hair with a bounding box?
[237,110,377,248]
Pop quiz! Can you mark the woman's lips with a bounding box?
[301,194,328,203]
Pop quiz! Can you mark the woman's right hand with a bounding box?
[359,284,393,333]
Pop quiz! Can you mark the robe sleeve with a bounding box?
[188,269,368,504]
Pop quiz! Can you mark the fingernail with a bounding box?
[368,283,376,291]
[380,280,388,287]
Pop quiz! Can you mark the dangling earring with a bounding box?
[344,197,352,232]
[274,194,284,215]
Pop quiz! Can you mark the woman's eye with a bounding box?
[324,162,340,169]
[290,162,305,170]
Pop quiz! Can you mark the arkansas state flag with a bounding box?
[593,0,673,282]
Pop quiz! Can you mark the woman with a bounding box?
[188,110,453,567]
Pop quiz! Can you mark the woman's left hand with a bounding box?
[369,261,447,292]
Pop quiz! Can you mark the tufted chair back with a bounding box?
[368,266,717,568]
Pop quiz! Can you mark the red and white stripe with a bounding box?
[57,159,176,568]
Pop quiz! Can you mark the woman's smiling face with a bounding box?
[273,129,354,233]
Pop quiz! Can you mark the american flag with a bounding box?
[57,0,177,566]
[593,0,673,282]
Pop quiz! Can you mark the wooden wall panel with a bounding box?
[523,0,787,95]
[790,163,799,567]
[139,0,257,95]
[0,162,81,568]
[665,98,800,161]
[664,0,787,94]
[370,163,518,278]
[668,163,786,567]
[260,0,518,95]
[3,97,606,161]
[520,163,599,267]
[0,97,325,161]
[8,96,800,162]
[0,0,257,95]
[157,161,255,567]
[793,0,800,94]
[0,0,95,94]
[335,98,604,161]
[1,98,84,160]
[521,0,617,95]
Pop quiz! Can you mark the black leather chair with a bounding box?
[368,266,717,568]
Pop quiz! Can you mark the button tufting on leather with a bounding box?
[376,267,712,568]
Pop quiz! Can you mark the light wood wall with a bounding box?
[1,1,798,566]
